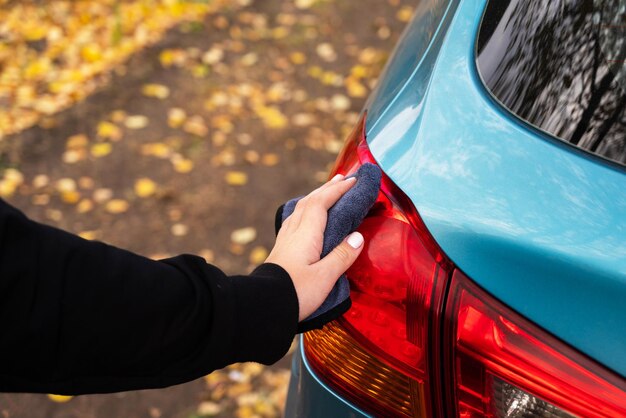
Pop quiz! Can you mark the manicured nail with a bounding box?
[331,174,344,182]
[347,232,364,249]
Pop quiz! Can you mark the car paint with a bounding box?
[287,0,626,414]
[285,340,369,418]
[365,0,626,378]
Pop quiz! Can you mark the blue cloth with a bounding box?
[279,163,382,332]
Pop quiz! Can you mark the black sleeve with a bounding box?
[0,199,298,395]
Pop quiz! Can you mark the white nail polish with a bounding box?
[347,232,364,249]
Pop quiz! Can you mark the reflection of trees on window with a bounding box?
[477,0,626,166]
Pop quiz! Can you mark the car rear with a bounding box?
[285,0,626,416]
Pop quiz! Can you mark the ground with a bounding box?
[0,0,412,416]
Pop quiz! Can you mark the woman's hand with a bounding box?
[266,174,364,321]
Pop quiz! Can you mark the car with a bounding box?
[284,0,626,417]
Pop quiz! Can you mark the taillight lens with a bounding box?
[303,114,626,418]
[303,114,452,417]
[445,270,626,418]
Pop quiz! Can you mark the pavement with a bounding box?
[0,0,413,416]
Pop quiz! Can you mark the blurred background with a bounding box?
[0,0,414,416]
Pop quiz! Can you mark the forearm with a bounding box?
[0,199,298,395]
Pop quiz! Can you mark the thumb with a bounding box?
[316,232,364,283]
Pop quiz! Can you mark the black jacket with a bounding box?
[0,199,298,395]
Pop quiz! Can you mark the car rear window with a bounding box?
[476,0,626,167]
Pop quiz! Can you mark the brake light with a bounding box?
[302,114,626,418]
[303,114,452,417]
[445,270,626,418]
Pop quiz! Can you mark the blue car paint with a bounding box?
[285,338,369,418]
[365,0,626,378]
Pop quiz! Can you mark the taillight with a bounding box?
[303,114,452,417]
[303,114,626,418]
[445,270,626,418]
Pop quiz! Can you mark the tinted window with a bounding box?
[477,0,626,167]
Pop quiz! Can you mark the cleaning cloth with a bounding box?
[275,163,382,333]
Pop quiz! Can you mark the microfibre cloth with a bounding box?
[275,163,382,333]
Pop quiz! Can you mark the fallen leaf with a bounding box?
[330,94,351,111]
[142,83,170,99]
[97,121,122,141]
[261,153,280,166]
[167,108,187,128]
[183,115,208,136]
[134,178,157,198]
[56,178,77,193]
[61,190,81,204]
[171,223,189,237]
[231,227,256,245]
[202,47,224,65]
[105,199,129,214]
[125,115,149,129]
[316,42,337,62]
[225,171,248,186]
[77,199,94,214]
[396,6,414,22]
[91,142,113,158]
[249,246,268,264]
[77,230,100,240]
[66,134,89,149]
[93,188,113,203]
[47,394,73,403]
[172,157,194,173]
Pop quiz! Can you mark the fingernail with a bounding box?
[347,232,364,249]
[331,174,344,182]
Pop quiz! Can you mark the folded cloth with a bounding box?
[275,163,382,333]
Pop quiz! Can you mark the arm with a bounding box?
[0,199,297,395]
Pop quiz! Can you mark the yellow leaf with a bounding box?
[77,230,99,240]
[91,143,112,158]
[47,394,73,403]
[225,171,248,186]
[261,153,280,166]
[345,78,368,98]
[168,108,186,128]
[105,199,129,214]
[97,121,122,141]
[231,227,256,245]
[56,178,77,193]
[61,190,81,205]
[81,43,103,62]
[142,83,170,99]
[183,116,208,137]
[289,51,307,65]
[254,106,287,129]
[125,115,149,129]
[141,142,171,159]
[66,134,89,150]
[172,157,194,173]
[0,180,17,198]
[397,6,414,22]
[249,246,268,264]
[134,178,157,198]
[77,199,94,214]
[171,223,189,237]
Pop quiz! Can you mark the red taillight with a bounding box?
[445,270,626,418]
[303,114,626,418]
[304,114,451,417]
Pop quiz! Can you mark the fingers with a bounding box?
[315,231,364,286]
[289,175,355,230]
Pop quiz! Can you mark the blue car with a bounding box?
[285,0,626,416]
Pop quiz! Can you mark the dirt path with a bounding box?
[0,0,412,416]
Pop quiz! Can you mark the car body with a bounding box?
[285,0,626,417]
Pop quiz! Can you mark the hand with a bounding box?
[266,175,365,321]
